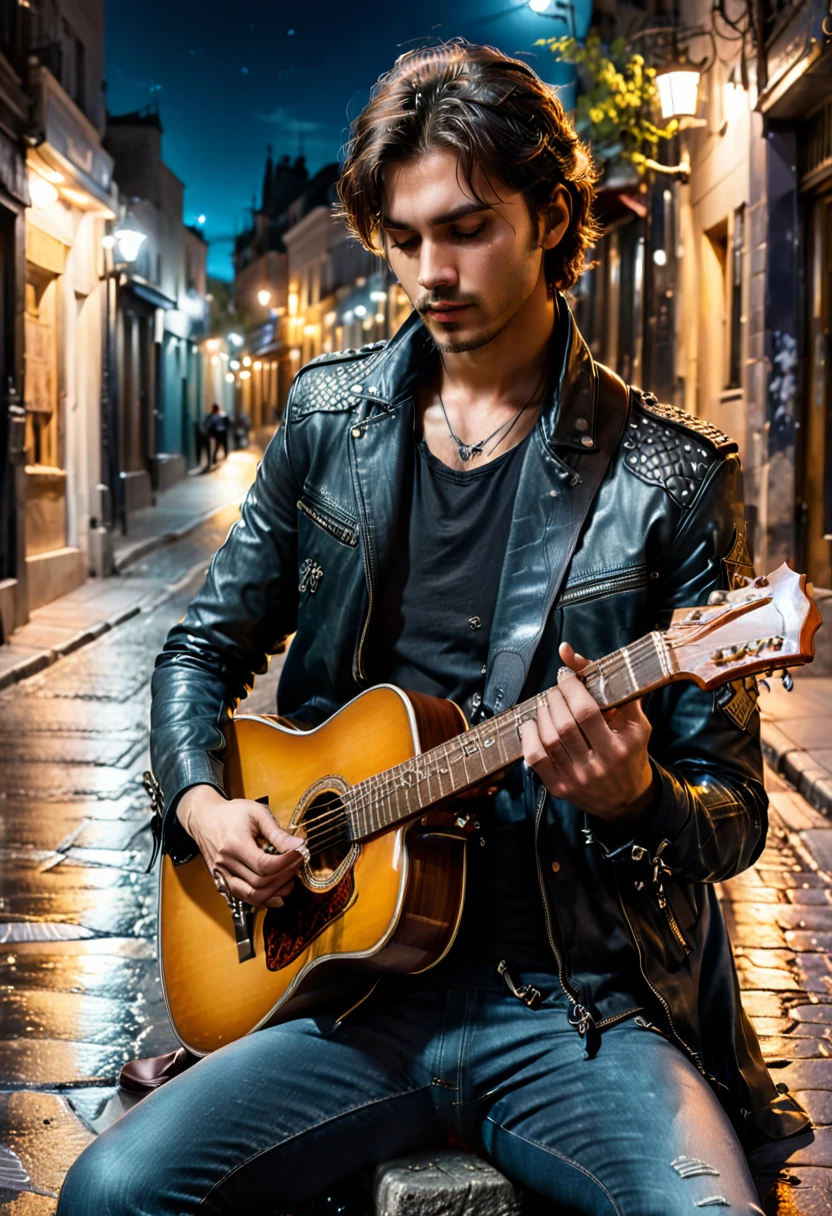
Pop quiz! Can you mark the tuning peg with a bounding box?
[781,672,794,693]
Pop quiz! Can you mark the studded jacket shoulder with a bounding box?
[622,390,739,510]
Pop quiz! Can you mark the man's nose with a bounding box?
[417,243,458,292]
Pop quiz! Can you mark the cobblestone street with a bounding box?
[1,508,831,1213]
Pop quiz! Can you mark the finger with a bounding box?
[520,721,564,792]
[222,847,304,892]
[545,683,591,761]
[608,695,652,739]
[251,806,309,858]
[222,864,300,907]
[554,667,612,756]
[558,641,590,673]
[533,696,571,768]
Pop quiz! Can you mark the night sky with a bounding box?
[105,0,589,279]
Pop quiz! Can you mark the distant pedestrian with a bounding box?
[207,404,230,465]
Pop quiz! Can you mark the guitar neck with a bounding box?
[348,630,678,842]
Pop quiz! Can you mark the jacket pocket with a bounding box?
[297,489,359,548]
[557,565,648,609]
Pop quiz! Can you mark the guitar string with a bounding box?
[301,634,743,856]
[301,635,668,845]
[288,628,722,850]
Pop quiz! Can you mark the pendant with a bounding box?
[458,445,472,461]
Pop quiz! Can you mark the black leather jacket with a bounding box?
[150,303,809,1145]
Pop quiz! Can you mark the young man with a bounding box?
[59,39,808,1216]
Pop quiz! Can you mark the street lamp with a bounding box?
[257,289,272,307]
[113,213,148,264]
[655,57,702,121]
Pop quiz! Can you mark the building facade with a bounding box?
[577,0,832,593]
[105,109,209,515]
[1,0,116,624]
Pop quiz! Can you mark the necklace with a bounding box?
[436,363,551,463]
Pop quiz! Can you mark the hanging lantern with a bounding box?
[654,57,703,121]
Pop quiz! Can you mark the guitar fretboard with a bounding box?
[346,630,678,841]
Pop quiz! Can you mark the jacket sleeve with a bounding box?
[149,397,302,862]
[595,452,768,884]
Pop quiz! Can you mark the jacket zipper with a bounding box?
[657,890,689,953]
[297,494,359,548]
[533,783,596,1041]
[557,566,648,609]
[612,865,704,1073]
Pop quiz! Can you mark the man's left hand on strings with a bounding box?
[520,642,656,823]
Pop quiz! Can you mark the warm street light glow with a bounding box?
[253,360,262,370]
[290,348,301,360]
[228,332,244,347]
[230,359,241,370]
[242,355,252,367]
[211,355,219,365]
[240,369,251,380]
[370,290,387,302]
[225,372,235,383]
[653,248,668,266]
[288,292,299,316]
[303,324,316,336]
[257,289,272,306]
[655,63,701,120]
[354,305,367,317]
[206,338,220,351]
[362,318,373,330]
[375,313,385,323]
[28,171,59,209]
[113,214,148,263]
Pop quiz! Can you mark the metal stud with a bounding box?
[351,427,363,439]
[549,489,558,497]
[580,436,593,448]
[574,417,589,432]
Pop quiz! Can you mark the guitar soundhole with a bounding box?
[295,783,359,893]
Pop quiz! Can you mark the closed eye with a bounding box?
[391,223,487,253]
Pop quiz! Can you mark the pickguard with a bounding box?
[263,870,356,971]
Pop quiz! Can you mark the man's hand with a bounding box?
[520,643,655,825]
[176,785,307,908]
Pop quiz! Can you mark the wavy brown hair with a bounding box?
[335,38,601,292]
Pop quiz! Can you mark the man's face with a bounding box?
[380,147,566,354]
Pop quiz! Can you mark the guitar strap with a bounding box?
[481,362,630,716]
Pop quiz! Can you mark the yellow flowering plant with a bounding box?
[537,32,677,174]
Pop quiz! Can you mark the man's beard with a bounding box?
[429,310,514,355]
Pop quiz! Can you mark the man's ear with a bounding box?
[541,184,572,251]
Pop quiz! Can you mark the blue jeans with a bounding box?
[58,970,763,1215]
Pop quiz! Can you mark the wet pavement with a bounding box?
[1,507,832,1212]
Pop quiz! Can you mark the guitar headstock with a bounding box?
[666,564,822,691]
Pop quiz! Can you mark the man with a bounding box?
[59,39,808,1216]
[207,402,231,464]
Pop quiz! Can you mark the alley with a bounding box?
[1,507,832,1211]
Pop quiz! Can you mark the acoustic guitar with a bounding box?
[159,564,820,1055]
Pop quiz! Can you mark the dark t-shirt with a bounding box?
[370,431,555,974]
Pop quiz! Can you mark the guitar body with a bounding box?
[159,686,469,1055]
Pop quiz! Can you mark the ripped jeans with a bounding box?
[58,969,763,1216]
